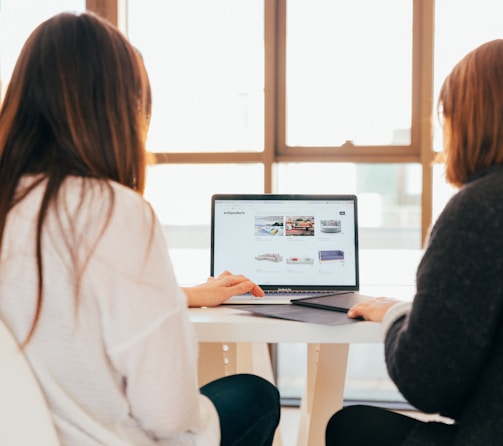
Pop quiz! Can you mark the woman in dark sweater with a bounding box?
[326,39,503,446]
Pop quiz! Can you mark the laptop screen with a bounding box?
[211,194,359,291]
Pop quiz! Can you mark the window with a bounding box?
[276,163,421,249]
[285,0,412,148]
[126,0,425,253]
[432,0,503,221]
[144,163,263,287]
[127,0,264,153]
[0,0,85,97]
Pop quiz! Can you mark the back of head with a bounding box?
[0,11,151,194]
[438,39,503,187]
[0,12,153,345]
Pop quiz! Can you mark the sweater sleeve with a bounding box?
[381,301,411,340]
[383,180,503,418]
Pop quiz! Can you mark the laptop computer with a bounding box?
[211,193,369,307]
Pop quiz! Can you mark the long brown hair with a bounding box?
[438,39,503,187]
[0,12,152,343]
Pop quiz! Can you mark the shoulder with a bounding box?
[57,177,162,262]
[455,164,503,211]
[106,179,155,226]
[61,176,155,227]
[431,166,503,239]
[69,178,175,297]
[62,176,150,210]
[421,165,503,286]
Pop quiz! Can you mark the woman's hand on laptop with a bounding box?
[183,271,265,307]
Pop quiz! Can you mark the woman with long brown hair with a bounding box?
[0,12,279,445]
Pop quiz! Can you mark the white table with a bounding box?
[190,305,384,446]
[181,249,421,446]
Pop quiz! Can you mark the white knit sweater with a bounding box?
[0,176,219,446]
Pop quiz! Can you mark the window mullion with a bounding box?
[413,0,435,246]
[264,0,281,193]
[86,0,118,25]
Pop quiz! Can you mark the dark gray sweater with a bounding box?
[385,164,503,445]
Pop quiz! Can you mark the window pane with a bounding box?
[0,0,85,97]
[434,0,503,101]
[432,163,457,223]
[127,0,264,153]
[433,0,503,153]
[145,164,263,284]
[432,0,503,216]
[286,0,412,147]
[145,163,263,225]
[276,163,421,249]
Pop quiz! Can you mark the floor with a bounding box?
[279,406,301,446]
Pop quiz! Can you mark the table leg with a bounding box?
[198,342,227,387]
[198,342,276,385]
[198,342,282,446]
[297,344,349,446]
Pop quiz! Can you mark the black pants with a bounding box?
[200,373,281,446]
[325,405,421,446]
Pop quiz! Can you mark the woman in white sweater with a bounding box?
[0,12,280,446]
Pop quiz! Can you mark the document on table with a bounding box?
[226,304,362,326]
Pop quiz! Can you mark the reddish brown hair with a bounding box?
[438,39,503,187]
[0,12,152,343]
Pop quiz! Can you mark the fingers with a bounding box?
[347,299,376,318]
[230,277,264,297]
[218,274,264,298]
[217,270,232,279]
[347,305,363,319]
[220,273,249,287]
[347,297,399,322]
[207,270,232,283]
[250,284,265,297]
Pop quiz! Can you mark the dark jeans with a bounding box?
[200,373,281,446]
[325,405,420,446]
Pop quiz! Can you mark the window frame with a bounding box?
[88,0,435,244]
